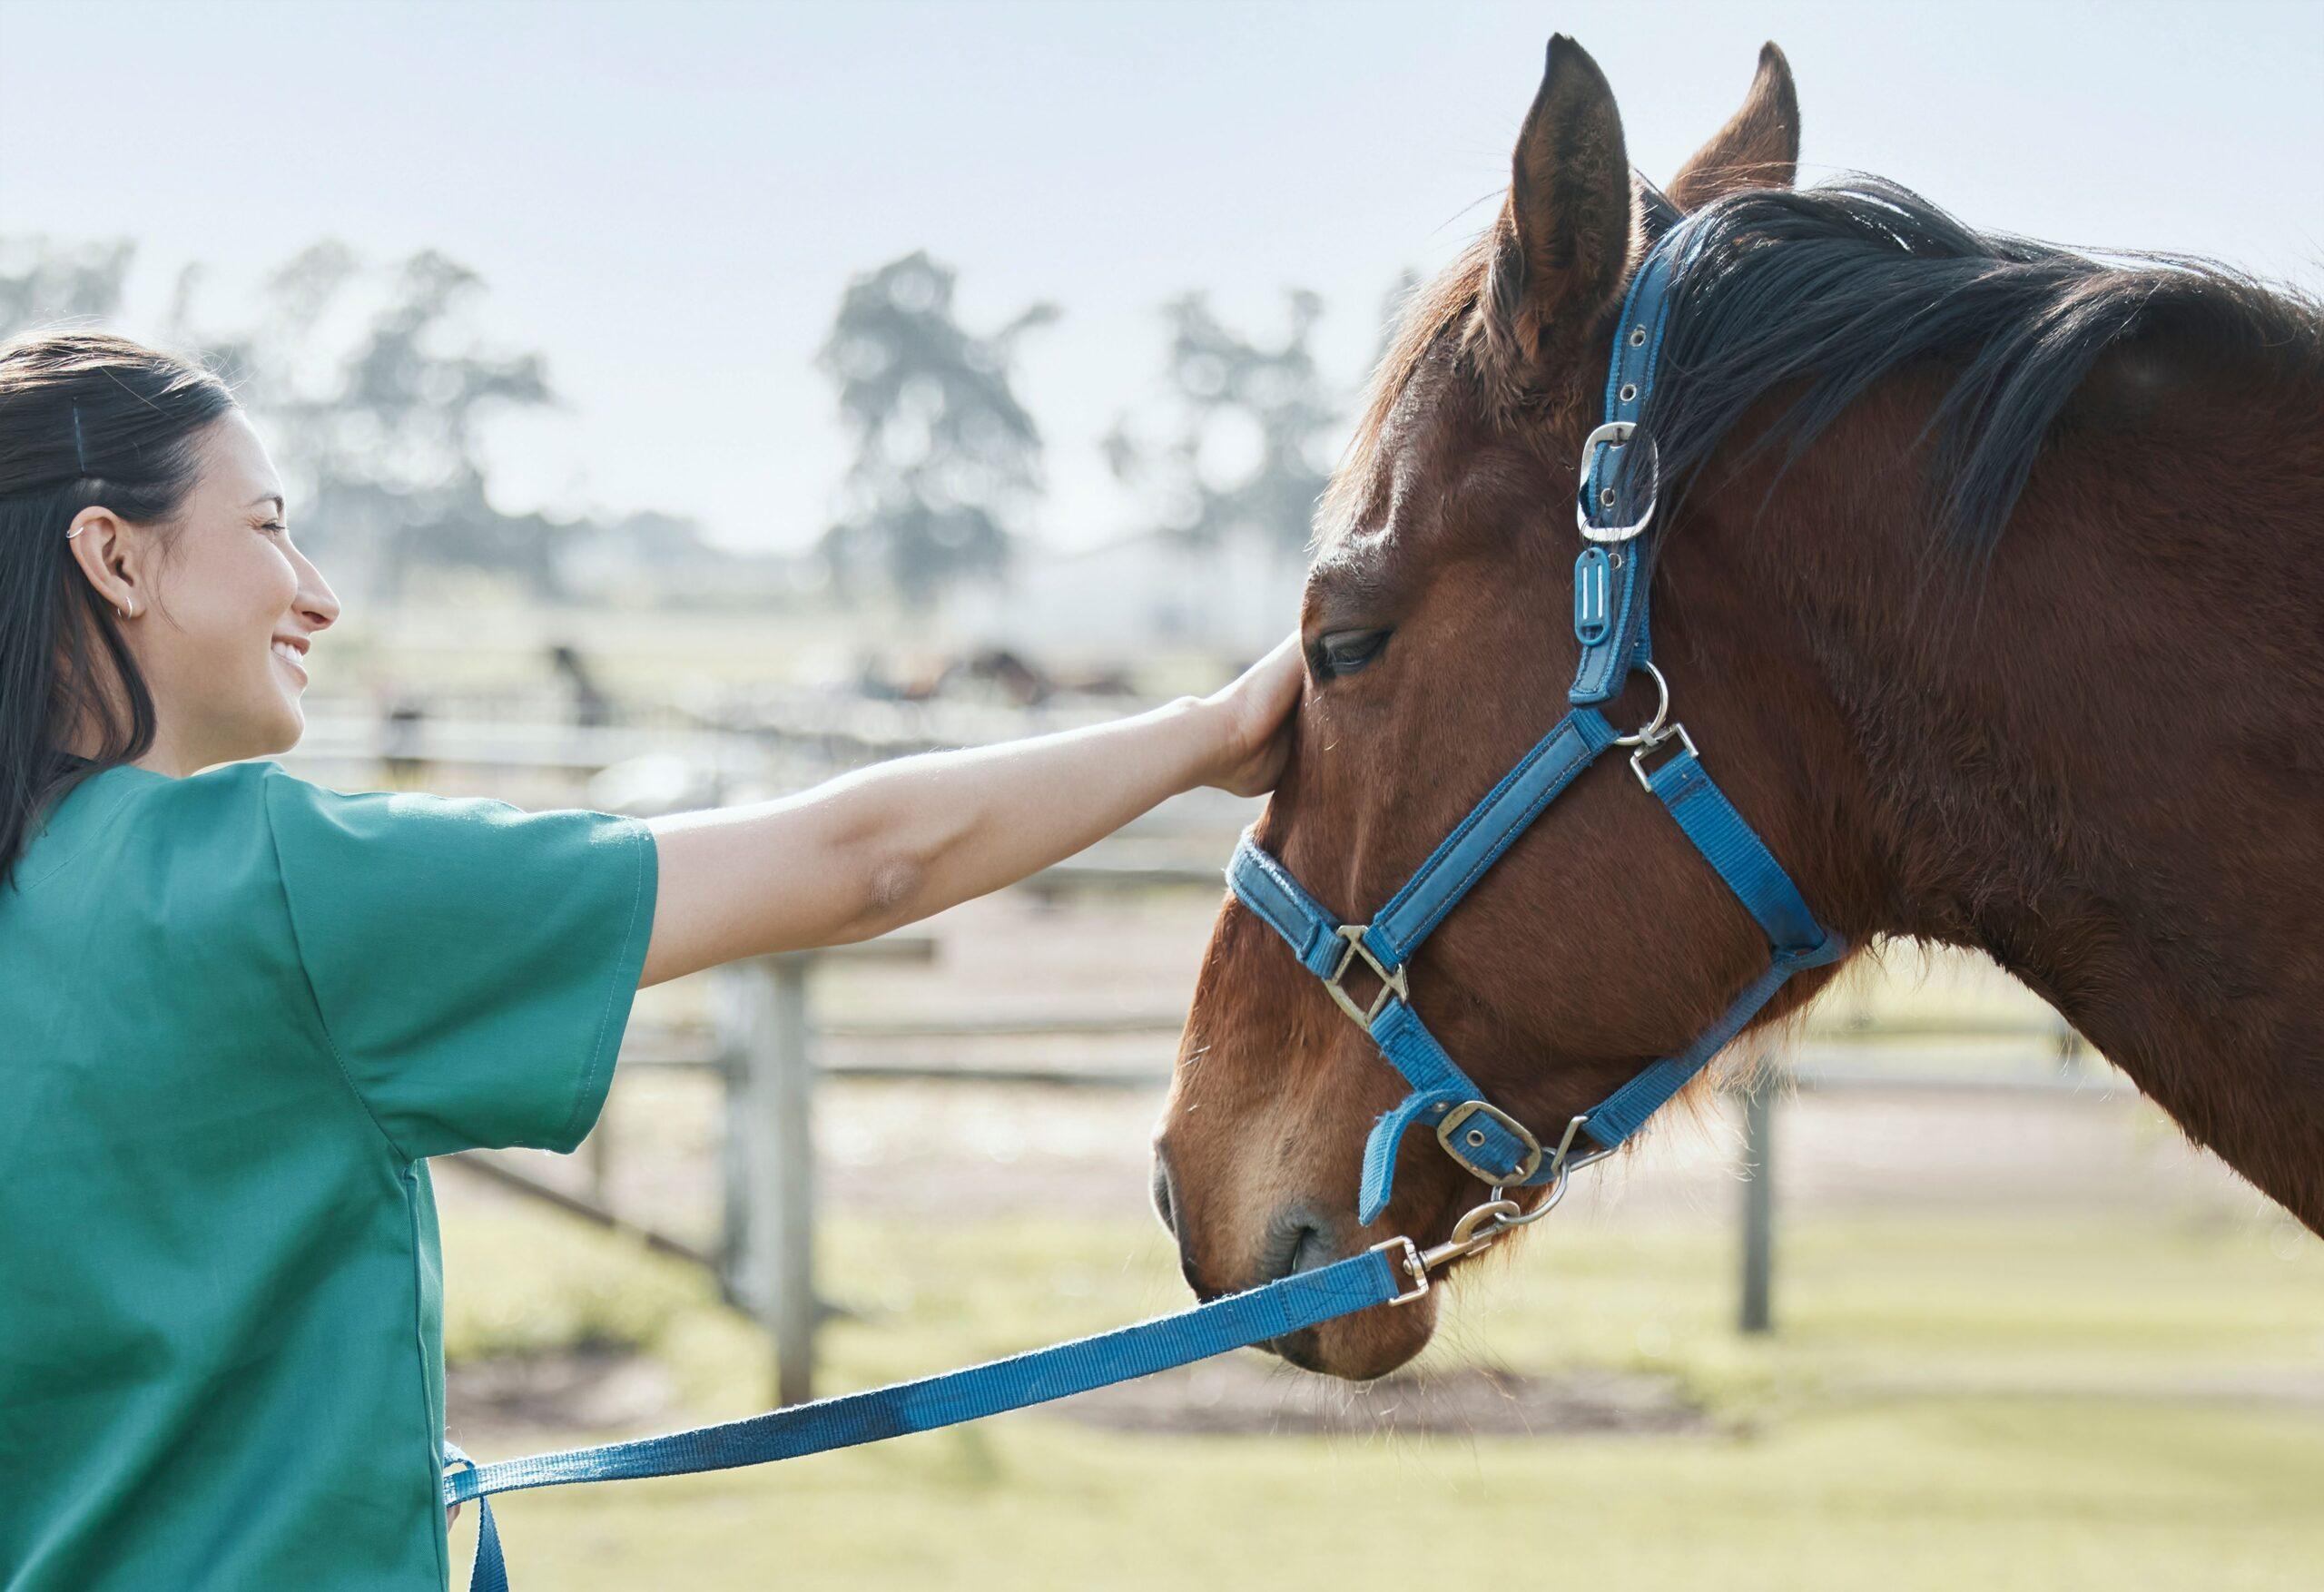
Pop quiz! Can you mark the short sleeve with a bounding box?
[259,767,659,1162]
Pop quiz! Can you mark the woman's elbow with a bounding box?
[831,847,931,944]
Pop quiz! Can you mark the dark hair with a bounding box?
[1,329,240,892]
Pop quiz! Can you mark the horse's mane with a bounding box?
[1641,177,2322,555]
[1337,175,2324,557]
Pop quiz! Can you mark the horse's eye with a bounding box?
[1316,628,1391,678]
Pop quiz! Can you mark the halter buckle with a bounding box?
[1323,924,1409,1027]
[1435,1099,1544,1184]
[1575,421,1659,544]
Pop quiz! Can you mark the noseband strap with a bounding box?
[1226,214,1846,1225]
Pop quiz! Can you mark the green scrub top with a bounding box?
[0,757,659,1589]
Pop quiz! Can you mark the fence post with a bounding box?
[732,953,820,1406]
[714,966,751,1306]
[1738,1076,1777,1335]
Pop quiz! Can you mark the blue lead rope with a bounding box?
[441,1247,1405,1591]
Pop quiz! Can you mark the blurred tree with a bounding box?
[817,251,1057,610]
[199,244,565,604]
[1105,288,1340,555]
[0,238,136,330]
[1,235,568,605]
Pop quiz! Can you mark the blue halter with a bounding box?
[429,201,1847,1592]
[1227,213,1846,1225]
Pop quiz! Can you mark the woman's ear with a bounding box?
[64,507,147,620]
[1473,35,1638,400]
[1668,43,1801,211]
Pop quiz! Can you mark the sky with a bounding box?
[5,0,2320,556]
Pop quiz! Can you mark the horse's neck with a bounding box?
[1722,362,2324,1228]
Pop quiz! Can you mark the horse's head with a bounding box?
[1152,37,1858,1378]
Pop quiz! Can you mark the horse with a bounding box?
[1149,34,2324,1382]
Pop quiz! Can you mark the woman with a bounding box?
[0,329,1304,1589]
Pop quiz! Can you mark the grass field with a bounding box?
[440,1194,2324,1591]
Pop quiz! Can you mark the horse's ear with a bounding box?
[1668,43,1799,210]
[1476,35,1637,388]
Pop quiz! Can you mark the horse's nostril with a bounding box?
[1261,1207,1334,1284]
[1149,1149,1178,1238]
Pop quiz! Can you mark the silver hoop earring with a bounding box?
[64,526,85,540]
[116,605,130,621]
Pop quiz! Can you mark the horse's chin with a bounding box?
[1262,1288,1438,1381]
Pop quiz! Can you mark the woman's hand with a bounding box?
[1197,631,1306,797]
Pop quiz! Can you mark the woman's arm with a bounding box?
[636,634,1304,988]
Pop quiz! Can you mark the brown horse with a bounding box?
[1151,35,2324,1381]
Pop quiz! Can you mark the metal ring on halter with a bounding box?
[1547,1113,1616,1176]
[1574,421,1659,544]
[1415,1174,1571,1273]
[1412,1112,1619,1273]
[1609,660,1673,748]
[1515,1117,1616,1223]
[1413,1196,1523,1274]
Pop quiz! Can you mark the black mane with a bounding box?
[1637,176,2321,555]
